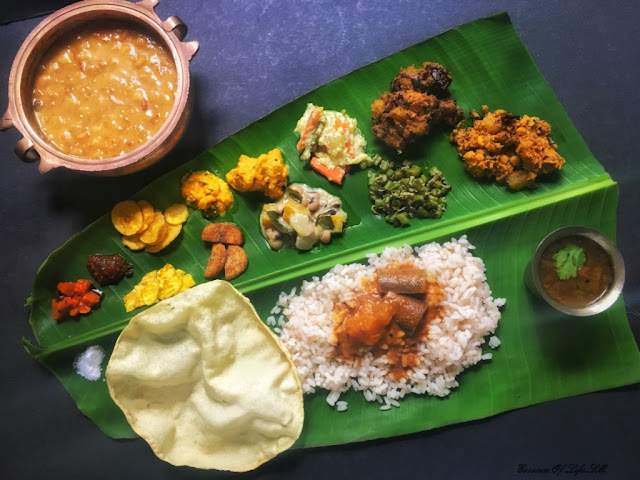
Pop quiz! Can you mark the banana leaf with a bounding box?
[23,13,640,444]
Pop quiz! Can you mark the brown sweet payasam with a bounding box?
[31,21,177,160]
[332,263,443,380]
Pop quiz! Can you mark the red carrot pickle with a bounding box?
[51,279,103,322]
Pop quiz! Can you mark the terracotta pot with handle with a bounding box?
[1,0,199,175]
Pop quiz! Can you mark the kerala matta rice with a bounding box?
[106,280,303,472]
[273,236,505,409]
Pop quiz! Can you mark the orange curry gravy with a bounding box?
[332,263,444,380]
[31,21,177,160]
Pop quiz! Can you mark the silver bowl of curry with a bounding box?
[526,226,625,316]
[1,0,199,175]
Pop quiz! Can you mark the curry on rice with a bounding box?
[333,263,444,380]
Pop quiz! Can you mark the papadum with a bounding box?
[106,281,304,472]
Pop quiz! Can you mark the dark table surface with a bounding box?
[2,1,639,479]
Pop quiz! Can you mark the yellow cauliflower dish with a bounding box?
[226,148,289,199]
[181,170,234,218]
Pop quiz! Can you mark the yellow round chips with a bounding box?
[139,211,166,244]
[145,223,182,253]
[164,203,189,225]
[106,281,304,472]
[111,200,143,236]
[121,234,145,251]
[111,200,189,253]
[137,200,156,229]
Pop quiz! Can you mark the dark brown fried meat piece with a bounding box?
[371,61,462,151]
[87,254,133,286]
[390,61,453,99]
[371,90,463,151]
[377,264,428,294]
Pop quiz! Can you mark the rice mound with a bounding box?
[272,236,505,409]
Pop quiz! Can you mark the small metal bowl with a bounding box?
[1,0,199,175]
[525,226,625,316]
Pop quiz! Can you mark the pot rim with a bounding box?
[6,0,195,173]
[530,225,625,317]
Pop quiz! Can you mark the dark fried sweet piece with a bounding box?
[204,243,227,279]
[86,254,133,286]
[371,90,463,151]
[390,61,453,98]
[224,245,248,280]
[201,222,244,245]
[450,106,565,190]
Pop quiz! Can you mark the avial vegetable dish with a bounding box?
[260,184,347,251]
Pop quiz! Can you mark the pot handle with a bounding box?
[1,109,13,131]
[163,16,187,41]
[161,16,199,61]
[136,1,198,60]
[15,137,40,163]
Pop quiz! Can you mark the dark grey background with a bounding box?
[1,1,638,479]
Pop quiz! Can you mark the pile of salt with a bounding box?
[73,345,105,381]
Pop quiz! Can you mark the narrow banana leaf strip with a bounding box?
[23,13,640,444]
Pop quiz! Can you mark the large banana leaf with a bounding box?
[23,13,640,444]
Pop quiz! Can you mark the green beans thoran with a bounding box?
[367,156,451,226]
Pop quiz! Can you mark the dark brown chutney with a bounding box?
[87,254,133,286]
[538,235,613,308]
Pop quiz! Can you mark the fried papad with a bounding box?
[106,281,304,472]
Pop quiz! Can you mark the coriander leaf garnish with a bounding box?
[553,244,586,280]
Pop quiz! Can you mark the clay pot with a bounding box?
[1,0,199,175]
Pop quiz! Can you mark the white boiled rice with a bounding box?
[277,236,504,408]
